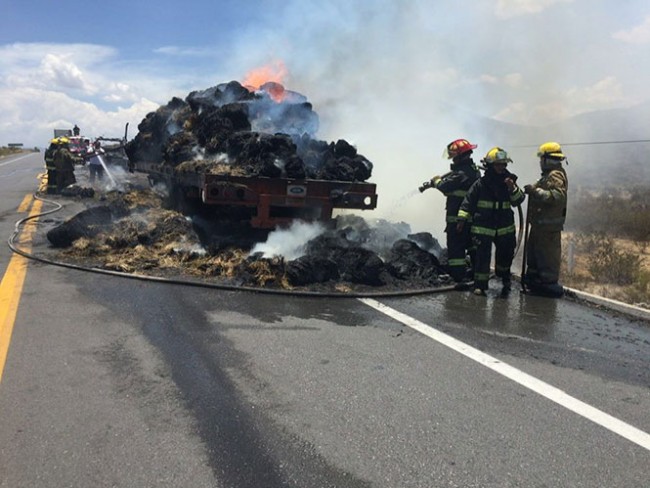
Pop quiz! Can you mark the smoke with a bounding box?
[250,220,326,260]
[219,0,485,240]
[218,0,649,237]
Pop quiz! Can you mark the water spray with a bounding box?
[96,154,119,189]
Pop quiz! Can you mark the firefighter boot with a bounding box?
[501,276,512,296]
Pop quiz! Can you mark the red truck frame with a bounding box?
[136,162,378,228]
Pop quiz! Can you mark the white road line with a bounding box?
[359,297,650,452]
[0,154,34,167]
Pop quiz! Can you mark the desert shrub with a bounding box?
[586,234,642,285]
[568,186,650,245]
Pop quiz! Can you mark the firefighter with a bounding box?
[53,137,82,192]
[523,142,568,297]
[87,140,105,183]
[44,138,60,194]
[419,138,481,283]
[457,147,525,296]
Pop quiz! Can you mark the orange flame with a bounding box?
[242,60,288,102]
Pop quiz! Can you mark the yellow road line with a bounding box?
[0,196,43,383]
[17,194,33,213]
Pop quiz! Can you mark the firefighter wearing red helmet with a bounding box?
[457,147,525,296]
[419,138,481,284]
[522,142,568,297]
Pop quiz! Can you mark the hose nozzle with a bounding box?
[419,180,433,193]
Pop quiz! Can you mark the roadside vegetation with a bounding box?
[563,185,650,308]
[0,146,39,157]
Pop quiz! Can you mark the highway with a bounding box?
[0,152,648,487]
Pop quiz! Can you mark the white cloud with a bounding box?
[503,73,524,88]
[495,0,574,19]
[0,86,158,146]
[0,43,116,69]
[565,76,628,111]
[40,53,95,93]
[478,73,523,88]
[493,76,631,125]
[612,15,650,44]
[153,46,216,57]
[0,42,166,146]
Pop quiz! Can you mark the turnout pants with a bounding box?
[46,167,58,194]
[445,222,473,282]
[525,227,561,284]
[472,232,516,291]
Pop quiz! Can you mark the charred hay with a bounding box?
[45,189,451,291]
[125,80,373,182]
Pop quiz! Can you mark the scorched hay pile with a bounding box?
[124,80,372,182]
[45,81,453,292]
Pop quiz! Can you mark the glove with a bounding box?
[524,184,534,195]
[456,221,465,233]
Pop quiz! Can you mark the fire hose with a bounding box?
[519,198,531,294]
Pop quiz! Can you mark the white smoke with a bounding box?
[250,220,325,260]
[217,0,650,237]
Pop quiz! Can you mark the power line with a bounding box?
[511,139,650,149]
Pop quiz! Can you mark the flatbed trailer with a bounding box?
[134,161,378,229]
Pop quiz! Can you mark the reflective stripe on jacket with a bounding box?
[457,170,525,236]
[433,160,481,223]
[528,167,568,231]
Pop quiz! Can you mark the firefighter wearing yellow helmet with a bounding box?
[44,138,61,194]
[522,142,568,297]
[419,138,481,284]
[53,137,83,192]
[457,146,525,296]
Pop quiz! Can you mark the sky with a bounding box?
[1,0,649,235]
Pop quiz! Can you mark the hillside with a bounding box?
[465,102,650,188]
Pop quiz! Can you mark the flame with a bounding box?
[242,60,288,102]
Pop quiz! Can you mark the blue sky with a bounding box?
[2,0,650,229]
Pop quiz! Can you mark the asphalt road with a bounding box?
[0,152,648,487]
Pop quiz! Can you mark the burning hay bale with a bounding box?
[125,80,373,182]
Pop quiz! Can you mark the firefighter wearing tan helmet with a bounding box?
[419,138,481,284]
[522,142,568,297]
[457,147,526,296]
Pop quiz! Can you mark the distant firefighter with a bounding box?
[87,140,106,183]
[44,138,60,194]
[53,137,82,191]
